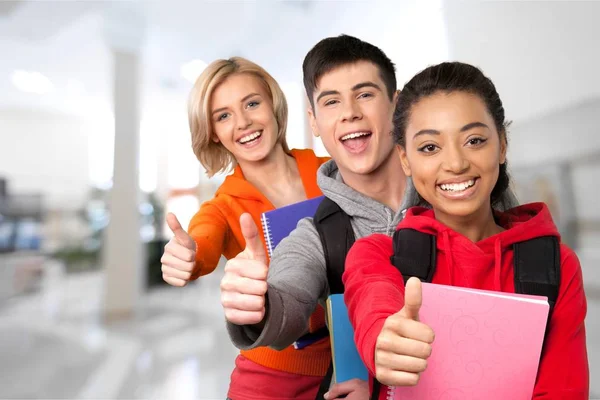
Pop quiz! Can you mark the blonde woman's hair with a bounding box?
[188,57,289,177]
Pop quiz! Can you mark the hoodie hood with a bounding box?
[214,148,324,205]
[397,202,560,290]
[215,166,266,203]
[317,160,410,237]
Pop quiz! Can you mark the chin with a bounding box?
[435,202,484,219]
[240,149,270,163]
[345,161,378,176]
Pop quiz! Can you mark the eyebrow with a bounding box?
[212,93,261,115]
[413,121,490,139]
[315,81,382,104]
[460,122,489,132]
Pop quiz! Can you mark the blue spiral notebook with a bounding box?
[326,294,369,383]
[260,196,324,257]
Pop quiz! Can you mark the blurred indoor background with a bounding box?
[0,0,598,398]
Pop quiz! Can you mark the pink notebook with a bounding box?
[389,283,549,400]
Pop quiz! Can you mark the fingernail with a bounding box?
[323,392,329,399]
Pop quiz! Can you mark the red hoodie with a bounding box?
[343,202,589,399]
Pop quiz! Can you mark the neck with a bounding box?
[339,149,406,212]
[435,204,502,242]
[238,145,297,191]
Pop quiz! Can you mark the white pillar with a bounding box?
[102,4,146,320]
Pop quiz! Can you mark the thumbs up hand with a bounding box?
[161,213,198,287]
[220,213,269,326]
[374,277,435,387]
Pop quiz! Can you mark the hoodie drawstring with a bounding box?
[494,239,502,291]
[442,231,454,286]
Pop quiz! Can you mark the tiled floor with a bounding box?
[0,255,598,399]
[0,260,237,400]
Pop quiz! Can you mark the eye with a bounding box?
[418,144,439,153]
[246,100,260,109]
[217,113,230,122]
[467,137,487,146]
[324,99,338,106]
[358,92,373,99]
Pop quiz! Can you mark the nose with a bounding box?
[442,144,470,174]
[237,112,252,130]
[340,99,362,123]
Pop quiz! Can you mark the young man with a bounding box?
[220,35,410,399]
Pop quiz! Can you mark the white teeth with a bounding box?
[239,131,262,144]
[440,179,475,192]
[340,131,370,141]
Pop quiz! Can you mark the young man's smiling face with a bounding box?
[308,61,398,180]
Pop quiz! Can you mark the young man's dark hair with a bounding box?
[302,34,397,109]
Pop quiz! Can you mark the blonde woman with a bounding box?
[161,57,362,399]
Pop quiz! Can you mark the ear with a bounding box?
[397,146,412,177]
[499,130,507,164]
[393,89,400,104]
[307,106,319,138]
[212,135,220,143]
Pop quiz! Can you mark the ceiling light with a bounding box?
[180,59,207,84]
[11,70,54,95]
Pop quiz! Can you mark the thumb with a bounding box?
[166,213,195,249]
[324,378,365,399]
[240,213,267,262]
[400,277,422,321]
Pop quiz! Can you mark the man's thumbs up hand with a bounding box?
[220,213,269,325]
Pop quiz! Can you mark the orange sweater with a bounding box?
[188,148,331,377]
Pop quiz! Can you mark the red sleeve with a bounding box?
[342,234,406,375]
[533,245,589,398]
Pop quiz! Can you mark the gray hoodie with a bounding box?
[226,159,408,350]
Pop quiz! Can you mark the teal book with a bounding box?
[326,294,369,383]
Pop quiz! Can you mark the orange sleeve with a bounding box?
[187,200,230,279]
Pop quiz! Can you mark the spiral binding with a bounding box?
[260,213,274,258]
[386,385,396,400]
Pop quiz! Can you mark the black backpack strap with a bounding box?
[312,197,356,399]
[371,229,436,398]
[315,362,335,399]
[513,236,560,320]
[313,197,356,295]
[390,228,437,284]
[371,379,381,400]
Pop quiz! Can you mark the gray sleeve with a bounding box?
[226,217,329,350]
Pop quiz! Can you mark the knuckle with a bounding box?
[220,277,230,291]
[407,374,420,386]
[428,329,436,343]
[374,368,388,384]
[223,260,237,273]
[259,264,269,277]
[258,281,268,295]
[384,314,399,329]
[181,261,194,273]
[184,250,195,262]
[422,343,432,358]
[377,335,392,350]
[220,292,230,306]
